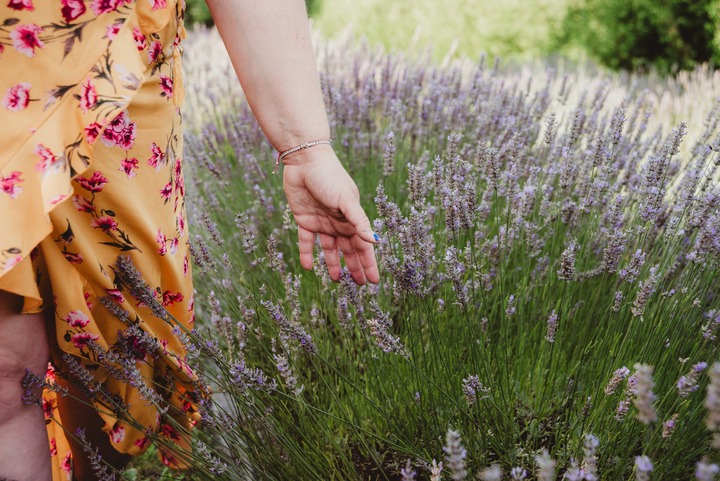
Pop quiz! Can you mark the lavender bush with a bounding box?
[120,28,720,480]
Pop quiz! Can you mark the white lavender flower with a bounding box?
[662,413,679,438]
[462,375,489,406]
[612,290,624,312]
[634,455,653,481]
[705,362,720,432]
[510,467,528,480]
[273,350,304,396]
[582,434,599,481]
[632,363,657,424]
[631,265,659,317]
[506,294,516,316]
[535,449,556,481]
[557,239,578,280]
[443,428,467,480]
[620,249,646,283]
[429,459,444,481]
[401,459,416,481]
[563,458,584,481]
[605,366,631,395]
[678,362,708,397]
[695,461,720,481]
[545,309,558,343]
[479,465,503,481]
[615,399,630,421]
[383,130,396,176]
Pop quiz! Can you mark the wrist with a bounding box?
[277,140,335,169]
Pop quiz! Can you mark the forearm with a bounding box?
[204,0,331,152]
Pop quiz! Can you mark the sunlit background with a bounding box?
[186,0,720,73]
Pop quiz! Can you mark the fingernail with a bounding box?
[372,232,381,242]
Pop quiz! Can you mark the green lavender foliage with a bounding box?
[129,29,720,480]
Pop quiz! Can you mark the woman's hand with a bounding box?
[282,146,379,285]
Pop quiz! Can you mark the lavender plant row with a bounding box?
[172,28,720,480]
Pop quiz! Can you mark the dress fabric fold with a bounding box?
[0,1,198,478]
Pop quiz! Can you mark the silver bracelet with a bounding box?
[274,139,332,173]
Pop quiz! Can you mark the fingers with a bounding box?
[341,193,379,245]
[337,236,366,285]
[297,226,315,271]
[356,238,380,284]
[319,233,342,281]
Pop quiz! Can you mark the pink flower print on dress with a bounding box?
[7,0,34,11]
[71,331,99,348]
[160,181,172,201]
[160,422,181,440]
[106,288,125,304]
[161,290,183,307]
[34,143,63,174]
[101,111,137,150]
[49,194,68,205]
[177,214,186,236]
[2,255,22,274]
[148,41,163,63]
[169,237,179,255]
[148,142,165,169]
[72,194,93,212]
[1,171,24,198]
[109,423,126,444]
[79,78,97,113]
[42,398,54,419]
[2,82,31,111]
[149,0,167,11]
[49,437,57,456]
[60,452,72,474]
[135,436,151,449]
[120,157,139,178]
[11,24,44,58]
[156,228,167,255]
[106,21,122,39]
[84,291,94,310]
[91,216,118,232]
[90,0,126,15]
[60,0,86,22]
[183,254,189,276]
[75,171,108,192]
[159,74,173,97]
[65,310,90,328]
[132,26,147,50]
[63,251,83,264]
[84,121,104,145]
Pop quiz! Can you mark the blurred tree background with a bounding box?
[183,0,719,73]
[184,0,321,26]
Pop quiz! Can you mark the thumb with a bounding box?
[342,196,378,244]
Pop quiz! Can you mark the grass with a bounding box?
[312,0,572,62]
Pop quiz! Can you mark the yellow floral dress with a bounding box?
[0,1,197,479]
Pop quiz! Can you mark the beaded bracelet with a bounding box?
[274,139,332,173]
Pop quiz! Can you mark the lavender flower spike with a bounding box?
[443,428,467,480]
[705,362,720,432]
[634,455,653,481]
[429,459,444,481]
[632,363,657,425]
[535,449,556,481]
[479,465,503,481]
[401,459,417,481]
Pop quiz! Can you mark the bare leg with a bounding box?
[0,290,52,481]
[55,376,131,481]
